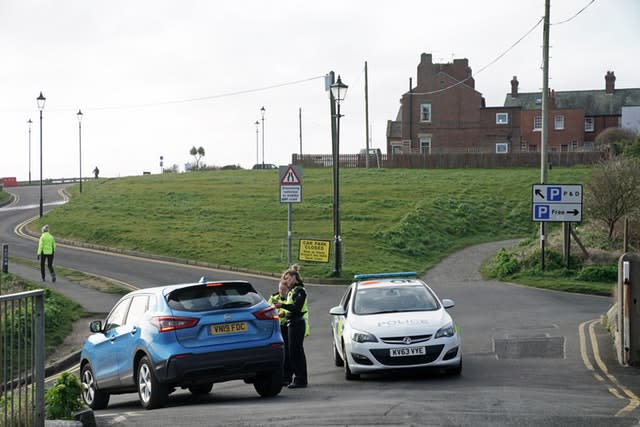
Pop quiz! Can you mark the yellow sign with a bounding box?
[299,239,330,263]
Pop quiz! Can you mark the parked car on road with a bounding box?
[252,163,278,170]
[329,272,461,380]
[80,278,284,410]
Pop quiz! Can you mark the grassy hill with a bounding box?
[36,167,593,280]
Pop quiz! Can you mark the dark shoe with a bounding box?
[52,274,56,283]
[42,277,46,282]
[283,379,292,386]
[287,382,307,389]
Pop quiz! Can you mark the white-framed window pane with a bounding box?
[419,137,431,154]
[585,117,594,132]
[420,104,431,122]
[554,115,565,130]
[496,113,509,124]
[572,140,578,150]
[533,116,542,130]
[561,144,568,152]
[520,142,527,152]
[496,143,509,153]
[529,144,537,152]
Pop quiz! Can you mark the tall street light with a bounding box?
[260,106,266,167]
[27,118,32,184]
[77,110,83,193]
[254,120,260,166]
[37,92,46,218]
[330,75,348,276]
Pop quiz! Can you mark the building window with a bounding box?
[419,136,431,154]
[585,117,594,132]
[529,144,537,152]
[572,140,578,151]
[520,141,527,152]
[496,113,509,124]
[496,143,509,153]
[420,103,432,122]
[533,116,542,131]
[561,144,568,152]
[555,115,565,130]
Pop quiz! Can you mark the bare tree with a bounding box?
[585,157,640,240]
[595,127,637,156]
[189,146,206,170]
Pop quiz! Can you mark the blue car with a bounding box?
[80,278,284,410]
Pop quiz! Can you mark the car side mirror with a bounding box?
[329,306,346,316]
[441,299,455,309]
[89,320,103,333]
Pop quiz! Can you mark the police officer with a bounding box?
[268,280,292,385]
[275,264,308,388]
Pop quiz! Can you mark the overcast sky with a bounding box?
[1,0,638,180]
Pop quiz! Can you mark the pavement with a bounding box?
[7,262,121,376]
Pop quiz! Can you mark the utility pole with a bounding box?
[299,107,303,156]
[540,0,550,271]
[365,61,370,168]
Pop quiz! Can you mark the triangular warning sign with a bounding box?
[280,166,301,185]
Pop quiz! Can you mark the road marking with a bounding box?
[579,319,640,417]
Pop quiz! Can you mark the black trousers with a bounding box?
[281,323,292,382]
[40,254,55,280]
[287,317,307,385]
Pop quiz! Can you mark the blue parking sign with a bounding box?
[547,187,562,201]
[534,205,550,220]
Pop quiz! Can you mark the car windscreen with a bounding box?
[353,284,439,315]
[167,282,263,312]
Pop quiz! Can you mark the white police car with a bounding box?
[329,272,461,379]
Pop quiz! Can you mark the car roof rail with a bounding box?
[353,272,418,281]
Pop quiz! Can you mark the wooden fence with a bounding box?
[292,151,604,169]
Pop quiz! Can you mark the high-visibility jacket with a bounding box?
[267,292,288,326]
[37,232,56,256]
[283,284,310,337]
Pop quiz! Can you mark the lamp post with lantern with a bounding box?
[37,92,46,218]
[330,75,348,276]
[77,109,83,193]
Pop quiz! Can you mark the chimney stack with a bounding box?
[605,71,616,94]
[510,76,519,97]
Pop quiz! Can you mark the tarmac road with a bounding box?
[3,184,640,426]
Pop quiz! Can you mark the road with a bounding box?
[2,184,639,426]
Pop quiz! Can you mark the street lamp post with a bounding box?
[260,106,266,167]
[27,118,32,184]
[330,75,348,276]
[77,110,83,193]
[254,120,260,166]
[36,92,46,218]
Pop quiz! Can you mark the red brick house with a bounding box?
[387,53,640,154]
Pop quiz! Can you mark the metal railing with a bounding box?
[1,289,45,427]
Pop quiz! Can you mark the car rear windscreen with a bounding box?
[167,282,263,312]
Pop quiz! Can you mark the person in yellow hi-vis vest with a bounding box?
[275,264,308,388]
[268,280,292,385]
[36,224,56,282]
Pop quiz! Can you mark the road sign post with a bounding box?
[280,165,303,266]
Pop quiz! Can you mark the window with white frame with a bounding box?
[561,144,568,152]
[529,144,537,152]
[533,116,542,131]
[554,115,565,130]
[496,143,509,153]
[496,113,509,124]
[520,142,527,152]
[419,136,431,154]
[585,117,594,132]
[572,140,578,150]
[420,103,432,122]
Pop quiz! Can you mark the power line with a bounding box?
[552,0,596,25]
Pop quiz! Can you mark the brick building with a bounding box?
[386,53,640,155]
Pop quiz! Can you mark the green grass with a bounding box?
[0,190,10,204]
[33,167,594,281]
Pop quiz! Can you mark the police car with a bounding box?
[329,272,461,379]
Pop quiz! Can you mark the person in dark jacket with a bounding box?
[268,279,292,385]
[275,264,308,388]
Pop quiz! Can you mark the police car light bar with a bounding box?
[353,272,418,281]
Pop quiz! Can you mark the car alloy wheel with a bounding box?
[80,363,110,410]
[137,356,168,409]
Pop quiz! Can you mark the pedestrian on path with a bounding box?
[275,264,308,388]
[37,224,56,282]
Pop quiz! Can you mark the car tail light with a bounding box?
[150,316,199,332]
[254,307,279,321]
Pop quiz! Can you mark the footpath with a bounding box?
[8,262,120,374]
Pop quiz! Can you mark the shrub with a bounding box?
[45,372,84,420]
[491,248,520,278]
[576,264,617,282]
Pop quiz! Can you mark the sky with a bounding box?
[1,0,639,180]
